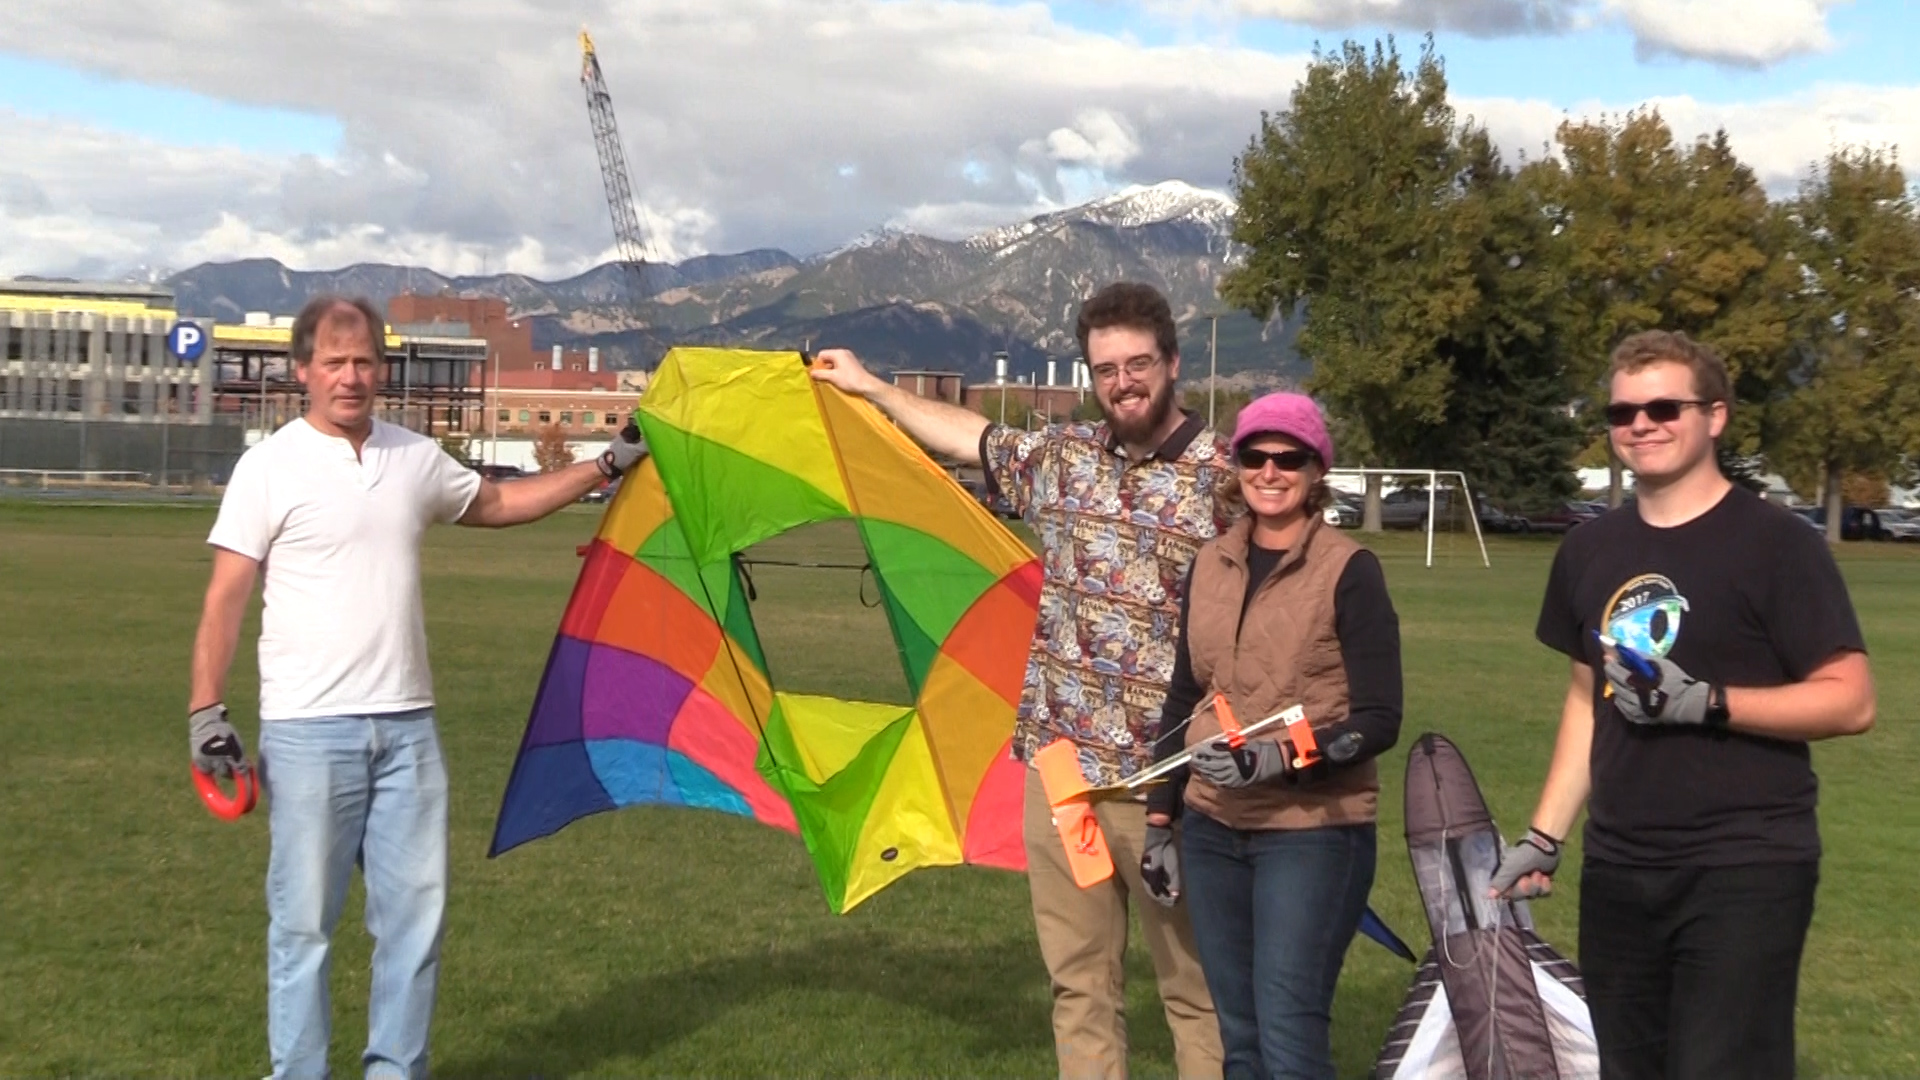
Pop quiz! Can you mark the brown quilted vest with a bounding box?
[1181,513,1380,830]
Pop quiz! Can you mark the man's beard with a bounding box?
[1102,379,1176,446]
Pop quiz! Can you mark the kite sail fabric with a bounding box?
[489,347,1042,914]
[1372,733,1598,1080]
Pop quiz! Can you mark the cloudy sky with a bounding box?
[0,0,1913,280]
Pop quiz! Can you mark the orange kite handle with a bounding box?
[192,766,259,821]
[1211,693,1246,749]
[1284,710,1322,770]
[1033,738,1115,888]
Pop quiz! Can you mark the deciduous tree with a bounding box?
[533,424,577,473]
[1525,114,1791,503]
[1766,148,1920,542]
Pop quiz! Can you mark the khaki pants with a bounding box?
[1024,767,1223,1080]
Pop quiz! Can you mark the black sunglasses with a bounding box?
[1235,447,1317,472]
[1603,398,1713,427]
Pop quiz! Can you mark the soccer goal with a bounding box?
[1327,468,1491,569]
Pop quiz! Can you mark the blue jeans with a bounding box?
[1180,813,1376,1080]
[259,710,448,1080]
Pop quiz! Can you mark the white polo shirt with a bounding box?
[208,418,482,721]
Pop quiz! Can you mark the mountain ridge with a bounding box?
[164,181,1303,384]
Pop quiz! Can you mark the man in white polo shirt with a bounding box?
[187,295,646,1080]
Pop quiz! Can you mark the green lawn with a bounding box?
[1,503,1914,1078]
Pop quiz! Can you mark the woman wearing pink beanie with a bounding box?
[1140,391,1404,1079]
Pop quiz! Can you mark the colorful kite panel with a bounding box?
[491,347,1041,912]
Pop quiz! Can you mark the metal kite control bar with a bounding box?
[1110,704,1305,796]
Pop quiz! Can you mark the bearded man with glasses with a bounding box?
[1489,330,1876,1080]
[812,282,1234,1079]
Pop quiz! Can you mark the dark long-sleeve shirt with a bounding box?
[1149,544,1402,818]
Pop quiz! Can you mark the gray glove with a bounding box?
[597,419,650,479]
[1140,825,1181,907]
[1489,827,1562,899]
[1606,653,1712,726]
[189,704,247,778]
[1189,738,1292,788]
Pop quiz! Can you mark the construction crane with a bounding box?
[579,29,652,326]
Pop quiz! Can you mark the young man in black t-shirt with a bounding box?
[1489,330,1876,1080]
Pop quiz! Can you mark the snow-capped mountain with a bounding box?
[965,180,1237,253]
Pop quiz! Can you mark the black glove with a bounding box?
[597,419,649,480]
[189,703,247,778]
[1140,825,1181,907]
[1488,827,1562,899]
[1189,738,1292,788]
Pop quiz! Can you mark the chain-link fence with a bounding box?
[0,416,245,491]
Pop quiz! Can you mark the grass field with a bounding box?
[2,502,1915,1078]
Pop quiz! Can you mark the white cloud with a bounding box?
[1455,82,1920,194]
[0,0,1305,277]
[1603,0,1840,67]
[1038,110,1143,172]
[0,0,1903,282]
[1226,0,1572,35]
[1222,0,1843,65]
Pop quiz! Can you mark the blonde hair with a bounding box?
[1609,330,1730,403]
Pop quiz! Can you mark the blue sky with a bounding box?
[0,0,1914,277]
[0,53,342,157]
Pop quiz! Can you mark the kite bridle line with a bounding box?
[731,555,882,609]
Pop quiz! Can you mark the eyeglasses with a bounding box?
[1603,398,1714,427]
[1087,354,1166,383]
[1235,447,1317,472]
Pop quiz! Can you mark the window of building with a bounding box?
[519,410,531,422]
[537,410,551,423]
[534,361,545,371]
[497,409,510,422]
[559,411,573,425]
[605,413,618,425]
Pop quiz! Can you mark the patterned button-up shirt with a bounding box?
[982,411,1241,785]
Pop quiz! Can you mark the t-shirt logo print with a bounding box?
[1602,574,1691,661]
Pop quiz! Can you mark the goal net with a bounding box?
[1326,468,1490,569]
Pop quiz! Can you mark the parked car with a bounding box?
[1377,489,1529,533]
[1476,500,1533,534]
[476,463,528,481]
[1322,493,1362,528]
[958,477,1018,519]
[1379,488,1446,529]
[1805,505,1893,541]
[1878,508,1920,542]
[1527,500,1607,534]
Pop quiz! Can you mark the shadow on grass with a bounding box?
[439,929,1056,1076]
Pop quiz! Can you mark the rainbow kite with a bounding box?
[489,347,1042,912]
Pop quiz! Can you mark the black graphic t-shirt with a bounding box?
[1536,485,1866,867]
